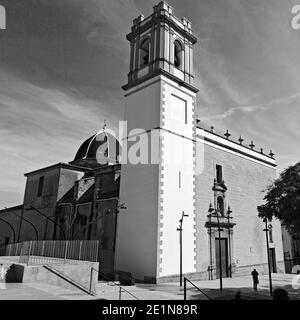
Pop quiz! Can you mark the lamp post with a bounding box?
[263,218,272,296]
[113,201,127,252]
[177,211,189,287]
[226,206,232,278]
[207,204,214,280]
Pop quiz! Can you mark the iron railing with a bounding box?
[5,242,22,256]
[5,240,99,265]
[183,277,212,300]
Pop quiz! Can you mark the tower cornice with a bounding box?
[126,14,197,45]
[122,68,199,93]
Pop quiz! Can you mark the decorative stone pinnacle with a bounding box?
[260,148,264,154]
[227,206,232,216]
[224,129,231,139]
[133,14,144,25]
[102,120,107,131]
[269,150,275,158]
[238,136,244,145]
[210,126,214,133]
[249,141,255,150]
[208,203,214,214]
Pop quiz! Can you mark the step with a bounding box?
[260,273,296,282]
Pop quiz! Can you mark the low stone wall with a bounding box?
[22,261,99,294]
[1,259,99,294]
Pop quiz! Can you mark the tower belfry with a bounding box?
[115,1,198,283]
[123,1,198,92]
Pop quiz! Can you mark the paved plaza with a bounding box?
[0,273,299,300]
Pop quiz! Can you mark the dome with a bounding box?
[70,131,120,168]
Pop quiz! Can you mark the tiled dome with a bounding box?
[71,131,120,168]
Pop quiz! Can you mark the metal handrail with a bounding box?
[184,277,212,300]
[43,264,96,296]
[94,268,139,300]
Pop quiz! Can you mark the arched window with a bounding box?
[174,40,183,69]
[140,38,150,67]
[217,196,225,216]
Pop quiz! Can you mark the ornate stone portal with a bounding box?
[205,179,236,280]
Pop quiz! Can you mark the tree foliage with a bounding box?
[257,162,300,233]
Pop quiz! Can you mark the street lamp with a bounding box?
[263,218,273,296]
[177,211,189,287]
[226,206,232,278]
[113,202,127,252]
[207,204,214,280]
[105,201,127,252]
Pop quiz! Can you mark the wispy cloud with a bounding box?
[202,92,300,121]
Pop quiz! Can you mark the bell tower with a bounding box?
[115,1,199,283]
[123,1,197,91]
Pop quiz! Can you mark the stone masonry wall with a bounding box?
[195,141,284,278]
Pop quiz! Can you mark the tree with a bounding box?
[257,161,300,233]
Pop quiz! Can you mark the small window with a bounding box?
[140,38,150,67]
[216,165,223,183]
[37,176,45,197]
[174,40,183,69]
[4,237,9,245]
[217,196,225,216]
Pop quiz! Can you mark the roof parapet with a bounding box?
[196,119,275,160]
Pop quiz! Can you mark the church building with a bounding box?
[0,2,284,283]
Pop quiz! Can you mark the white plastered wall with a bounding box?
[158,79,196,276]
[116,75,197,280]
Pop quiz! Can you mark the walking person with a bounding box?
[251,268,259,291]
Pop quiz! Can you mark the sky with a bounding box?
[0,0,299,207]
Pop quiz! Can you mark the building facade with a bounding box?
[0,2,284,283]
[281,226,300,273]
